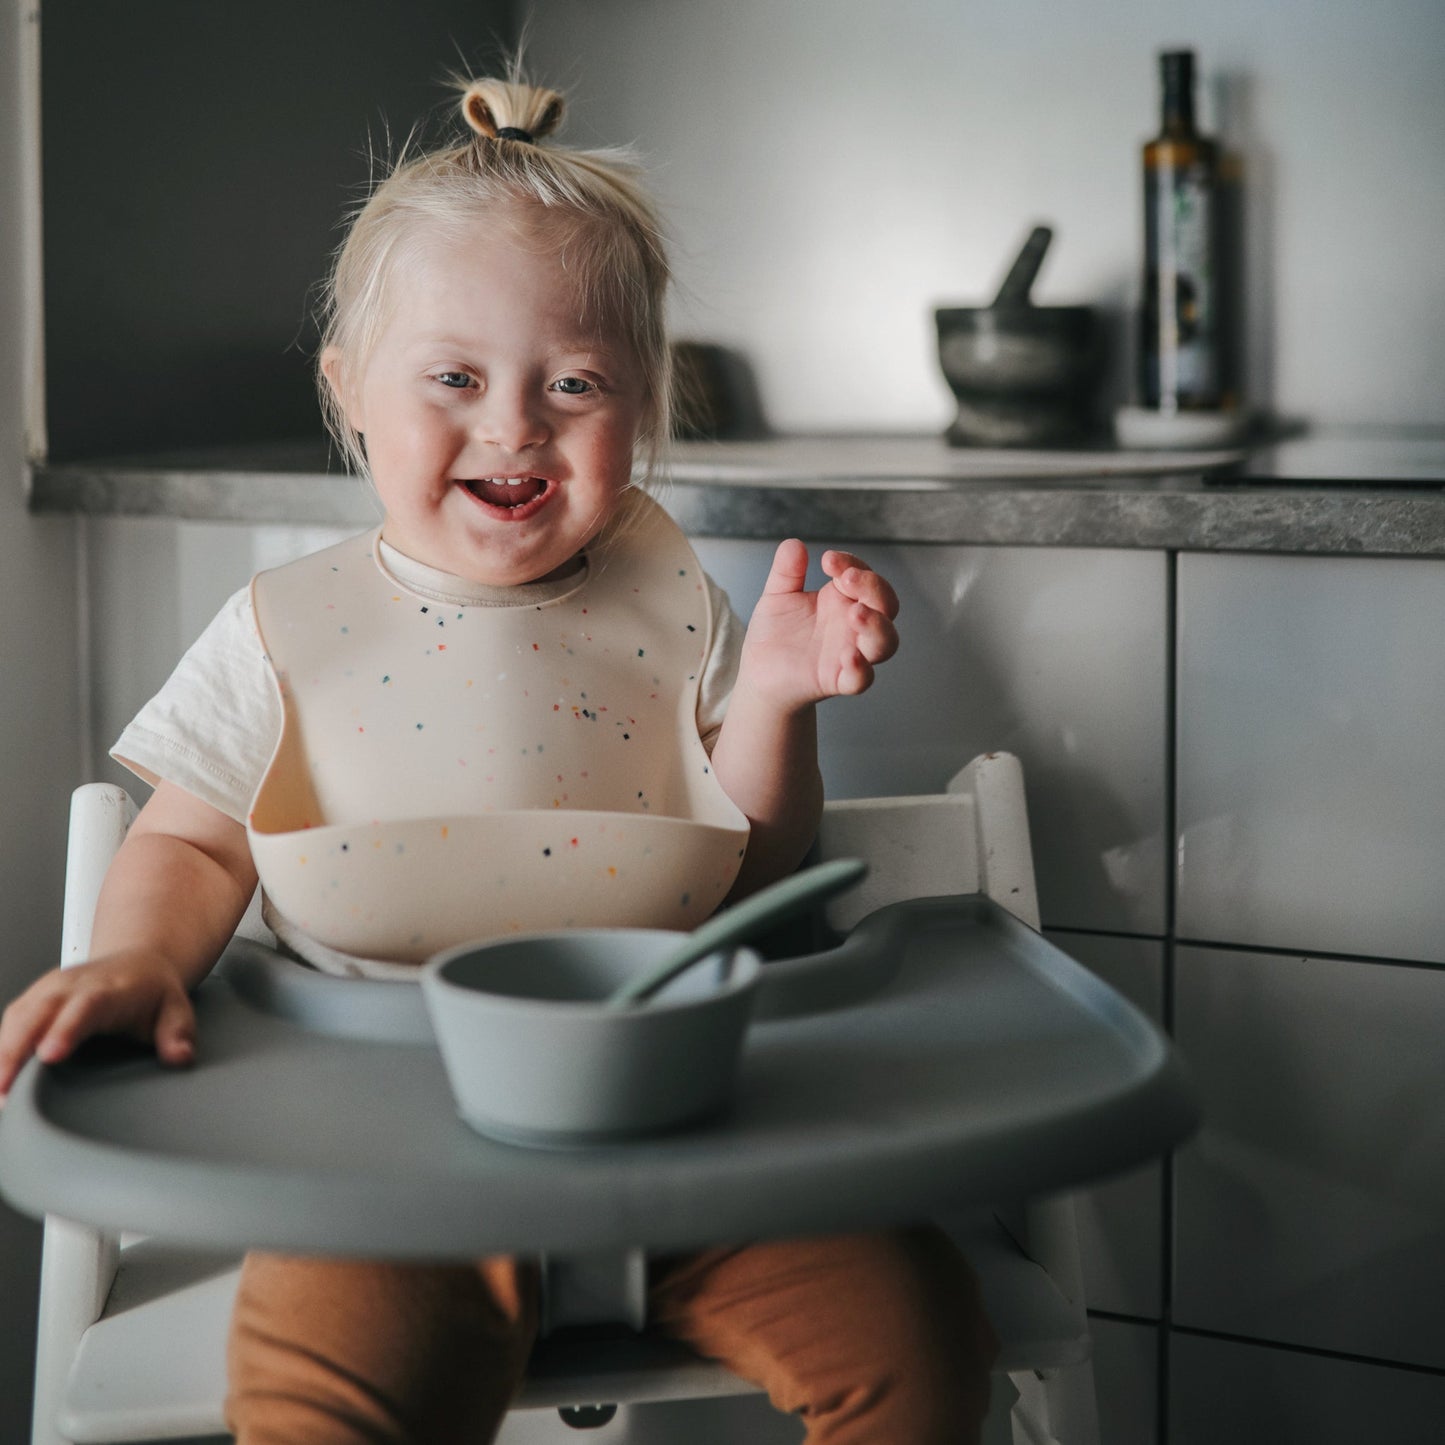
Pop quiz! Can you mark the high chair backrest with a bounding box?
[60,786,136,966]
[29,755,1103,1445]
[32,785,133,1445]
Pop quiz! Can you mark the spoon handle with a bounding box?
[608,857,868,1007]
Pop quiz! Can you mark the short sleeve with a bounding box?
[111,587,282,824]
[696,573,743,752]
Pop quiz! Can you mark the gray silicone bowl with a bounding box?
[421,929,762,1147]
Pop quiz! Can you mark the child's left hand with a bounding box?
[739,539,900,710]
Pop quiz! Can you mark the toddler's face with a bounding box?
[327,218,646,585]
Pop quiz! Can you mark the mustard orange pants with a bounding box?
[226,1227,997,1444]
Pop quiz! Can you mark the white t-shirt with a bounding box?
[113,535,745,826]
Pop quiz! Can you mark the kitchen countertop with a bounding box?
[27,430,1445,557]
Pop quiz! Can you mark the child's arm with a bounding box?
[710,540,899,897]
[0,781,257,1100]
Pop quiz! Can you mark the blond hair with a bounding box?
[317,75,673,482]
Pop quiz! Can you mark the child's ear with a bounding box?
[320,346,364,431]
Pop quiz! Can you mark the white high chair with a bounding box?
[30,753,1102,1445]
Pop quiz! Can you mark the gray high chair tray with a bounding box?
[0,896,1197,1258]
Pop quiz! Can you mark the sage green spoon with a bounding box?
[606,857,868,1009]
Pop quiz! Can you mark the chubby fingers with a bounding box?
[0,975,79,1098]
[821,550,901,621]
[42,976,196,1069]
[153,989,199,1066]
[0,968,196,1100]
[0,991,49,1099]
[822,551,899,671]
[763,537,811,596]
[833,610,898,696]
[855,605,900,669]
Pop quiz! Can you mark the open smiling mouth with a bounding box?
[462,476,554,516]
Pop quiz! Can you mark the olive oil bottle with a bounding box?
[1140,49,1222,412]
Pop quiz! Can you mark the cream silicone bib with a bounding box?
[247,492,749,964]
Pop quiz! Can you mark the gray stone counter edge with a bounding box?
[27,462,1445,558]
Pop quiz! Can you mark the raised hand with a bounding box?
[738,539,900,710]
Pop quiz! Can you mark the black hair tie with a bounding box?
[495,126,534,144]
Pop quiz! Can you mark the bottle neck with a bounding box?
[1162,86,1196,135]
[1159,52,1197,137]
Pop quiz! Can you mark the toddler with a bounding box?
[0,73,996,1444]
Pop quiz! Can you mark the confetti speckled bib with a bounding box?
[247,493,749,964]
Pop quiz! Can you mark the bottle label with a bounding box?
[1145,164,1219,405]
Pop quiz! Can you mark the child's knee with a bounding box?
[226,1251,538,1445]
[814,1228,998,1441]
[653,1227,997,1444]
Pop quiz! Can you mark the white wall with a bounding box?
[526,0,1445,433]
[0,0,82,1435]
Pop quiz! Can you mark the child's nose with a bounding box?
[473,384,550,453]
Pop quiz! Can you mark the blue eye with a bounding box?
[436,372,472,389]
[551,376,594,396]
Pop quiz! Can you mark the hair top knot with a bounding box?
[460,78,565,144]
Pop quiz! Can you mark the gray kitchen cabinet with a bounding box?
[1169,1330,1445,1444]
[691,538,1171,937]
[1172,943,1445,1369]
[1176,552,1445,966]
[1091,1318,1160,1445]
[1045,930,1167,1320]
